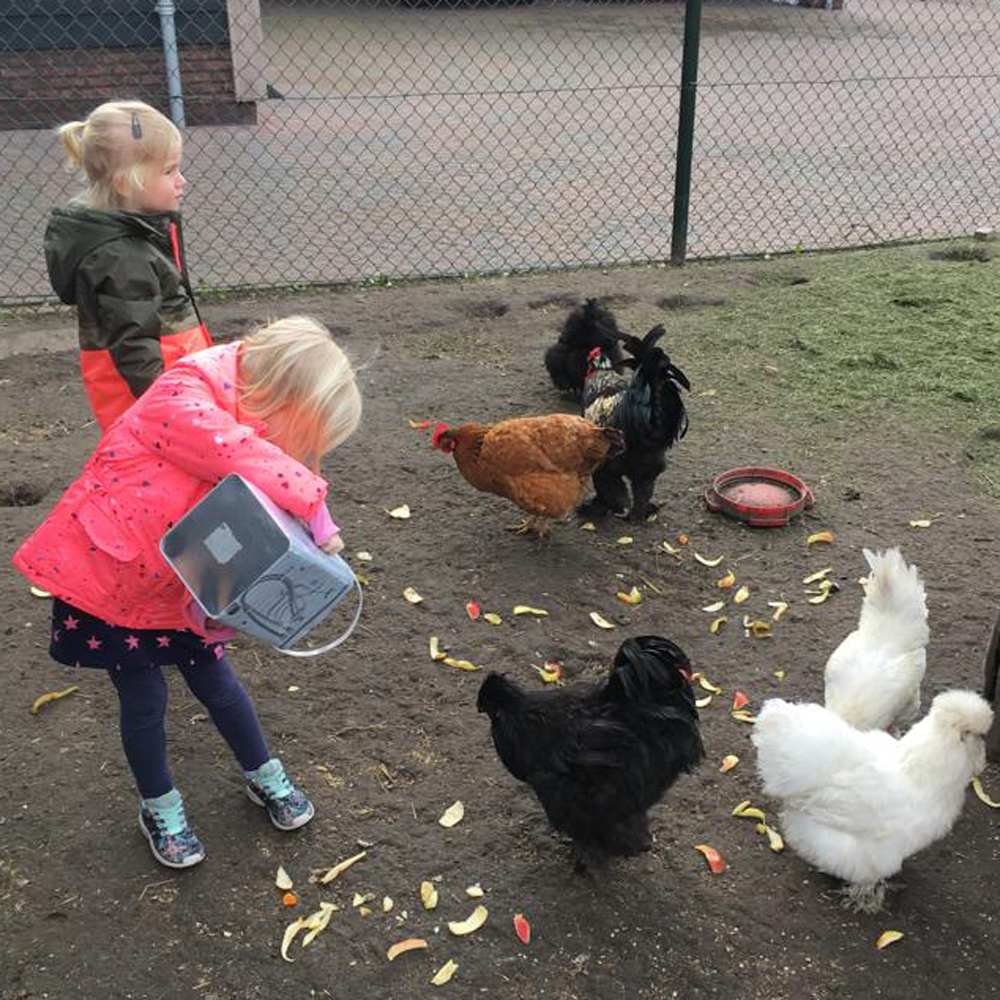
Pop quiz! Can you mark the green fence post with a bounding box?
[670,0,704,266]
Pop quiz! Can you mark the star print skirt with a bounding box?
[50,599,224,670]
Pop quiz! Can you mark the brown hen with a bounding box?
[432,415,623,537]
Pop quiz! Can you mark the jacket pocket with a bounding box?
[77,497,140,562]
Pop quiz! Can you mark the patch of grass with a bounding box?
[617,242,1000,492]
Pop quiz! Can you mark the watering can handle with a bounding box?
[275,577,364,658]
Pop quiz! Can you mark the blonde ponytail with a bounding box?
[54,100,181,210]
[56,120,87,169]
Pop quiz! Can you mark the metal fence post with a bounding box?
[670,0,704,266]
[157,0,186,127]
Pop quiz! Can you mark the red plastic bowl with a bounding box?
[704,467,814,528]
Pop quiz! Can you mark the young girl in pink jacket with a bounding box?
[14,316,362,869]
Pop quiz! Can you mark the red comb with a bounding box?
[431,421,450,447]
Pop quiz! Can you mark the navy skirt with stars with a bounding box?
[50,599,225,671]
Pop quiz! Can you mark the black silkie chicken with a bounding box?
[477,635,704,866]
[544,298,625,396]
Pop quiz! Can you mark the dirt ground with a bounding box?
[2,259,1000,1000]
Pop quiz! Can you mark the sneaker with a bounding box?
[138,788,205,869]
[245,758,315,831]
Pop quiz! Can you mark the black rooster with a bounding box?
[544,298,625,397]
[477,636,704,866]
[581,325,690,521]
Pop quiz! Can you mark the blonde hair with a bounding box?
[239,316,362,472]
[57,100,181,210]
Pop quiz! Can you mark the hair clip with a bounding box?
[131,112,143,140]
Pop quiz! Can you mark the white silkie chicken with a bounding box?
[752,690,993,912]
[824,547,928,731]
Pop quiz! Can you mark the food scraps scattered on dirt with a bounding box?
[745,619,773,638]
[483,612,502,625]
[806,579,840,605]
[759,823,785,852]
[693,844,726,874]
[694,552,724,567]
[717,570,736,589]
[466,883,485,898]
[692,672,722,694]
[702,600,725,613]
[355,551,373,562]
[695,695,713,709]
[616,586,642,605]
[719,754,739,773]
[709,616,727,635]
[876,930,904,950]
[403,587,424,605]
[408,419,433,430]
[438,801,465,827]
[513,605,548,616]
[806,530,835,545]
[275,866,293,890]
[30,685,80,715]
[732,800,767,822]
[617,536,634,545]
[281,917,308,962]
[580,522,596,531]
[513,912,531,945]
[802,567,832,585]
[30,586,52,598]
[420,880,439,910]
[773,670,786,681]
[431,959,459,986]
[677,533,690,545]
[733,585,750,604]
[662,541,683,559]
[533,660,563,684]
[465,601,481,620]
[442,656,483,672]
[387,505,412,519]
[732,690,749,712]
[319,850,367,884]
[972,775,1000,808]
[387,937,429,961]
[429,636,446,661]
[731,710,757,723]
[768,600,789,621]
[448,904,488,936]
[589,611,615,629]
[283,891,299,907]
[301,902,337,947]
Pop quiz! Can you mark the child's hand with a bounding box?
[320,534,344,556]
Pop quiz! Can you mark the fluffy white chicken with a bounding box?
[752,690,993,912]
[824,547,928,731]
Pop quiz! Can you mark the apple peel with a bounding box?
[693,844,726,874]
[448,904,488,936]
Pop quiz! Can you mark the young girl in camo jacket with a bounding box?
[14,316,362,869]
[47,99,211,432]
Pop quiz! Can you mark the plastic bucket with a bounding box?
[160,474,362,656]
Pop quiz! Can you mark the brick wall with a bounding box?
[0,44,256,130]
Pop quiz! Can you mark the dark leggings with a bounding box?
[106,655,270,799]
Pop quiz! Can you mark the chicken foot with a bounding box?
[840,879,888,913]
[506,516,553,538]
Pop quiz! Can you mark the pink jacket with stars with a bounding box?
[13,342,331,633]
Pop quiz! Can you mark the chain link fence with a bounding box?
[1,0,998,305]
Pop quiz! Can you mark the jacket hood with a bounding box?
[45,204,179,304]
